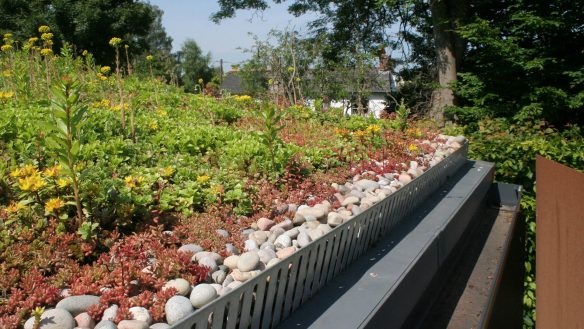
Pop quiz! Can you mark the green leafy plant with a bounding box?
[45,76,88,229]
[395,99,410,132]
[259,105,284,175]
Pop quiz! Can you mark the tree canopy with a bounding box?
[0,0,156,65]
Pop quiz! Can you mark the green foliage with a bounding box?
[0,0,157,65]
[178,39,215,93]
[469,118,583,328]
[45,77,87,227]
[395,99,410,132]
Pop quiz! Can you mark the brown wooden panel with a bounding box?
[536,156,584,329]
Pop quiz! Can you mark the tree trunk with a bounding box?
[429,0,467,125]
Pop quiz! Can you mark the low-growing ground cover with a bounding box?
[0,30,457,328]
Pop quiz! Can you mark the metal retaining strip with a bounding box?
[171,142,468,329]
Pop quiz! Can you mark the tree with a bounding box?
[134,5,178,83]
[0,0,156,65]
[212,0,468,123]
[177,39,214,93]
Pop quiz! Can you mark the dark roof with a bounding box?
[220,72,244,95]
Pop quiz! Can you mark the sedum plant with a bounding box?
[44,76,87,229]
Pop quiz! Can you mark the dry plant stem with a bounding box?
[115,47,126,130]
[124,46,133,75]
[44,56,51,99]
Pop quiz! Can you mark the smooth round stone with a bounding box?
[314,201,331,213]
[95,320,117,329]
[250,231,268,245]
[292,212,306,225]
[257,217,276,231]
[267,258,280,267]
[283,228,299,239]
[56,295,100,317]
[198,256,218,272]
[24,309,76,329]
[241,228,255,238]
[352,205,363,216]
[398,173,412,184]
[305,221,320,230]
[150,323,171,329]
[257,249,277,264]
[74,312,94,328]
[296,231,312,248]
[354,179,380,191]
[216,229,229,238]
[222,275,234,287]
[211,270,227,284]
[409,160,419,170]
[178,244,204,254]
[260,241,275,251]
[190,284,218,308]
[244,239,259,251]
[129,306,152,325]
[288,204,298,212]
[231,269,259,282]
[307,229,324,241]
[341,196,360,206]
[193,252,223,264]
[296,207,325,221]
[219,287,232,296]
[237,252,260,272]
[407,168,421,178]
[269,227,285,238]
[209,283,223,294]
[225,243,238,255]
[165,296,194,325]
[276,246,296,259]
[271,219,293,231]
[327,212,345,227]
[163,278,191,296]
[318,224,332,234]
[102,304,118,322]
[223,255,240,270]
[118,320,149,329]
[227,281,243,289]
[274,235,292,249]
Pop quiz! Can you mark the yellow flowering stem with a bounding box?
[124,44,133,75]
[112,42,127,133]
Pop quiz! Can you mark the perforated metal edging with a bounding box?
[171,143,468,329]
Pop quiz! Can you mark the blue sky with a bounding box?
[148,1,317,66]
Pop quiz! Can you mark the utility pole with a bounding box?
[220,58,224,84]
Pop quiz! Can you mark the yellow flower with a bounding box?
[2,70,11,77]
[366,124,381,134]
[10,168,22,178]
[146,55,154,61]
[156,109,167,117]
[38,25,51,33]
[6,202,24,214]
[100,66,111,74]
[198,78,204,85]
[45,198,65,213]
[268,79,274,85]
[353,130,366,138]
[0,91,14,100]
[40,48,53,56]
[124,44,129,49]
[18,174,46,192]
[96,73,108,81]
[3,33,12,40]
[234,95,252,102]
[56,178,70,188]
[161,166,174,177]
[41,33,53,41]
[149,122,158,130]
[124,175,144,189]
[43,164,61,178]
[196,175,210,183]
[28,37,39,43]
[109,37,122,47]
[287,66,295,73]
[21,164,39,177]
[408,144,420,153]
[1,44,12,52]
[82,50,88,56]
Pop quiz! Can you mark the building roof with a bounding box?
[220,72,244,95]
